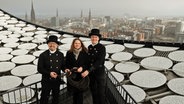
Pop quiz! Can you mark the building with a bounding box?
[155,25,165,35]
[50,9,60,27]
[30,0,36,23]
[175,32,184,43]
[88,9,92,28]
[25,12,28,21]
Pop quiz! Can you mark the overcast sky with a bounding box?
[0,0,184,17]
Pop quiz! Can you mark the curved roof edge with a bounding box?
[0,8,82,36]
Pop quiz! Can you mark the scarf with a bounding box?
[73,48,82,60]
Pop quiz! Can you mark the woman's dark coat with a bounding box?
[65,50,89,92]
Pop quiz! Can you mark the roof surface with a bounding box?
[0,9,184,104]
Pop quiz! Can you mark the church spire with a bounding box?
[88,9,92,27]
[56,8,58,17]
[31,0,36,23]
[81,10,83,18]
[55,8,59,27]
[25,12,28,21]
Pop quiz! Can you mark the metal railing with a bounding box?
[0,82,41,104]
[105,68,138,104]
[0,81,68,104]
[0,70,137,104]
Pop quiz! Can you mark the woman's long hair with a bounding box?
[69,38,88,52]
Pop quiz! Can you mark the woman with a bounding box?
[65,38,89,104]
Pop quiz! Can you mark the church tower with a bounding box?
[80,10,83,18]
[88,9,92,27]
[55,9,59,27]
[25,12,28,21]
[31,0,36,23]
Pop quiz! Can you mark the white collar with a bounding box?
[49,50,56,54]
[91,43,98,46]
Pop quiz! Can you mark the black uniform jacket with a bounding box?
[37,49,65,80]
[65,50,89,91]
[88,43,106,73]
[65,50,89,73]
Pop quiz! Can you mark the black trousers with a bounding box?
[40,79,60,104]
[73,91,83,104]
[89,71,106,104]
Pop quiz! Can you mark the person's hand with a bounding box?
[65,69,71,75]
[77,67,83,73]
[50,72,57,78]
[81,70,89,78]
[65,69,70,73]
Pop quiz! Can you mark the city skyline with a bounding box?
[0,0,184,17]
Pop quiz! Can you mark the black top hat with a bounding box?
[46,35,60,44]
[89,29,101,38]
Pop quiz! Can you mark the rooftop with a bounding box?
[0,9,184,104]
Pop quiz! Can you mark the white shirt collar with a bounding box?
[91,42,98,46]
[49,50,56,54]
